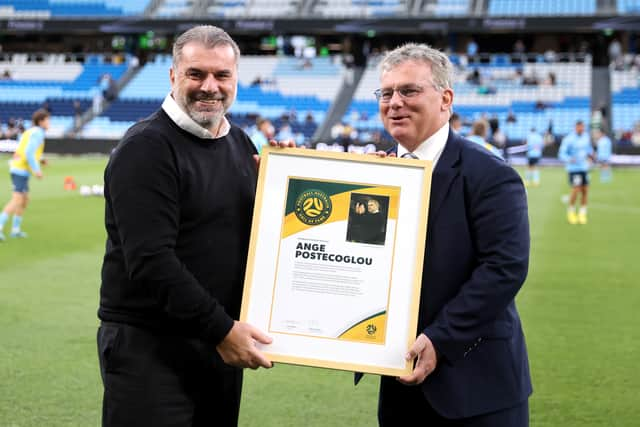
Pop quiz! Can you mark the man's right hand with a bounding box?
[368,150,397,158]
[216,320,273,369]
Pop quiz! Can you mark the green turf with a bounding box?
[0,155,638,426]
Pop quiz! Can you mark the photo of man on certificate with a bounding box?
[346,194,390,245]
[269,178,400,345]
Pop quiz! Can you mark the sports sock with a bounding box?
[0,211,8,229]
[11,215,23,233]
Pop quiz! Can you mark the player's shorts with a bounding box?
[527,157,540,166]
[10,174,29,193]
[568,171,589,187]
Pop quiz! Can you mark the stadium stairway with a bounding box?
[73,63,142,135]
[314,65,365,142]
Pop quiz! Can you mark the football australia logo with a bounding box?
[366,324,377,336]
[294,189,332,226]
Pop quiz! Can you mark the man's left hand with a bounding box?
[397,333,438,385]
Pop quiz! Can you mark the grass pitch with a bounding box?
[0,155,638,426]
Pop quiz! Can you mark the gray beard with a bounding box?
[188,107,224,131]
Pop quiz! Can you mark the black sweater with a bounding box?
[99,109,257,345]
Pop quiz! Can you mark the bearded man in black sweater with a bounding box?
[97,25,274,427]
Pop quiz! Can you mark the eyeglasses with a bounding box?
[374,84,428,103]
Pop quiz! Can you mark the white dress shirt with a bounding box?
[396,122,449,168]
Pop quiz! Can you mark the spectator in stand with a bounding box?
[467,119,503,158]
[544,49,557,63]
[632,122,640,146]
[535,100,549,111]
[488,116,507,157]
[1,69,12,80]
[608,38,623,69]
[250,117,275,154]
[466,68,481,85]
[342,51,355,85]
[98,73,110,95]
[276,123,295,143]
[449,112,463,134]
[512,68,524,84]
[73,100,83,129]
[294,132,306,147]
[331,121,357,151]
[543,72,556,86]
[544,119,555,145]
[92,86,103,115]
[522,71,539,86]
[250,75,263,87]
[617,131,632,147]
[506,109,517,123]
[493,126,508,161]
[358,129,372,143]
[4,118,21,140]
[590,104,608,134]
[466,38,478,62]
[128,54,140,69]
[513,39,525,55]
[304,111,315,125]
[488,116,499,138]
[513,39,526,61]
[105,76,118,102]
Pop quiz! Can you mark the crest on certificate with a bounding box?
[294,189,333,226]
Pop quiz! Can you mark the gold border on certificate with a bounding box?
[240,147,432,376]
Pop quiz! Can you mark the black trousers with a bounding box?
[97,322,242,427]
[378,376,528,427]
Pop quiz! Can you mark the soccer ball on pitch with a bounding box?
[79,185,92,196]
[91,184,104,196]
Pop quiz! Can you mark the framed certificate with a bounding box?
[240,147,432,376]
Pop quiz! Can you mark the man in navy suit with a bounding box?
[369,43,532,426]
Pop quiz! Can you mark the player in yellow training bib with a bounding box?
[0,108,50,241]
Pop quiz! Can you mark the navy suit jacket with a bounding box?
[377,130,532,418]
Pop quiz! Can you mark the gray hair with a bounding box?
[172,25,240,69]
[380,43,453,91]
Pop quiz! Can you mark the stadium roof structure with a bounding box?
[1,14,640,36]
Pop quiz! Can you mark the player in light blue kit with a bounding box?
[524,128,544,186]
[0,109,50,241]
[593,127,612,183]
[558,120,593,225]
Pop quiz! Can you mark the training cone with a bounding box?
[64,176,77,191]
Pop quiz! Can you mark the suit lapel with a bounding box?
[428,131,461,225]
[387,131,461,224]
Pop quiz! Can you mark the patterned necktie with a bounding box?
[401,152,419,159]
